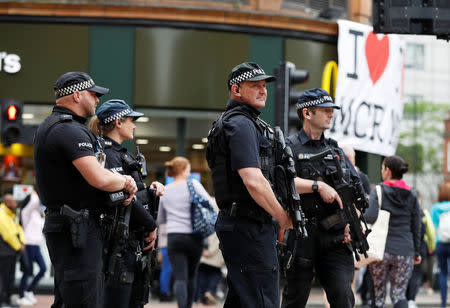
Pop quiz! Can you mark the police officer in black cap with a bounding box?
[206,62,293,308]
[281,88,362,308]
[34,72,138,308]
[89,99,164,308]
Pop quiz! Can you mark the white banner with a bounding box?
[328,20,405,156]
[13,184,33,201]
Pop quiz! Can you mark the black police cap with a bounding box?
[296,88,340,110]
[96,99,144,125]
[227,62,276,90]
[53,71,109,99]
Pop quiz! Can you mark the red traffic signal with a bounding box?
[1,99,23,146]
[7,104,18,121]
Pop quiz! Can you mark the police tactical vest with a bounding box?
[286,133,351,218]
[34,112,99,210]
[206,106,274,210]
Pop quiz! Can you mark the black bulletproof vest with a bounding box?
[206,106,274,210]
[34,112,99,210]
[286,134,351,219]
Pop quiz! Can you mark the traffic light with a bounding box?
[1,99,23,146]
[373,0,450,40]
[274,62,309,135]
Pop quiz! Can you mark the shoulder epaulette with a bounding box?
[59,114,73,122]
[41,114,74,144]
[328,138,339,147]
[287,134,299,146]
[221,106,264,134]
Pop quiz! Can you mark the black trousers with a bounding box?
[281,225,355,308]
[45,216,103,308]
[167,233,203,308]
[406,262,423,301]
[216,213,279,308]
[0,255,16,304]
[103,247,137,308]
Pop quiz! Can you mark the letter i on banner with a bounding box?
[328,19,405,157]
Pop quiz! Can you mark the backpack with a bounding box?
[437,211,450,243]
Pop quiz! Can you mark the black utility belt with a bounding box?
[221,201,272,223]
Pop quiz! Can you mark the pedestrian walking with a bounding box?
[0,193,25,308]
[18,190,47,306]
[430,182,450,308]
[366,155,422,308]
[157,157,210,308]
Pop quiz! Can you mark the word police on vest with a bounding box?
[78,142,93,148]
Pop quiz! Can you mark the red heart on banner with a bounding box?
[365,31,390,84]
[22,187,28,193]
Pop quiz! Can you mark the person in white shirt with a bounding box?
[17,191,47,306]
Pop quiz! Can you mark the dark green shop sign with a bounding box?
[0,51,21,74]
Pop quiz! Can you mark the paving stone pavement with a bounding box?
[11,287,444,308]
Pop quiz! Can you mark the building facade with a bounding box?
[0,0,355,194]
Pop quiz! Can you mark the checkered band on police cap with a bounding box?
[295,88,340,110]
[296,95,333,110]
[101,108,132,124]
[55,79,95,98]
[228,69,266,87]
[54,71,109,99]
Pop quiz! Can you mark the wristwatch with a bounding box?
[312,180,319,193]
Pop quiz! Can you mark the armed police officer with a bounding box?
[206,62,294,308]
[89,99,164,308]
[281,88,363,308]
[34,72,138,308]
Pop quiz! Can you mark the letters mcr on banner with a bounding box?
[328,20,405,157]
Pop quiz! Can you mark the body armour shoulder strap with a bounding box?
[214,106,264,135]
[286,133,302,155]
[38,114,73,145]
[207,106,273,168]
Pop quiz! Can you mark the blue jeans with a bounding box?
[159,247,172,294]
[436,242,450,308]
[19,245,47,297]
[195,263,222,302]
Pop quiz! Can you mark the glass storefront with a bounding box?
[1,19,338,288]
[0,21,337,196]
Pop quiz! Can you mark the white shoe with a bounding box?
[24,292,37,304]
[15,297,33,306]
[408,300,418,308]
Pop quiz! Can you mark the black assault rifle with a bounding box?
[301,148,370,261]
[122,146,160,307]
[272,127,308,276]
[102,147,159,306]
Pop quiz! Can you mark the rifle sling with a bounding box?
[320,212,345,230]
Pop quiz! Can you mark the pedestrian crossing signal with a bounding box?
[1,99,23,146]
[7,104,18,121]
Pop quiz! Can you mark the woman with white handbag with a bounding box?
[364,155,422,308]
